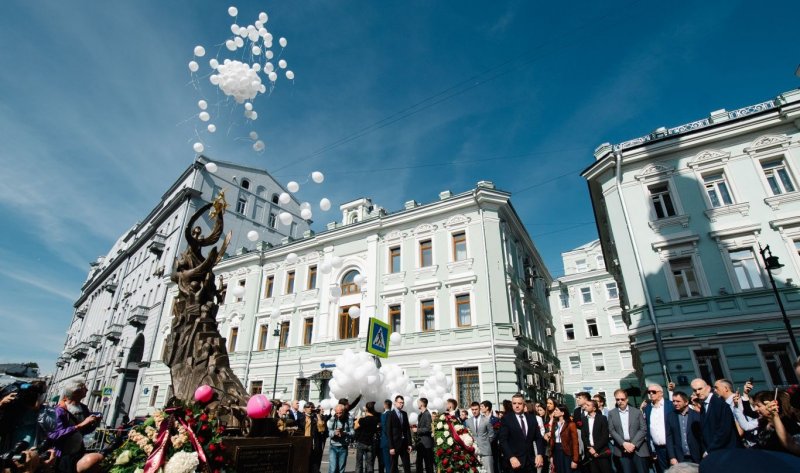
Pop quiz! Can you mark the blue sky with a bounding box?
[1,0,798,373]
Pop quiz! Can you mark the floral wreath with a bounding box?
[433,414,481,473]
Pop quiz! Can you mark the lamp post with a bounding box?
[272,326,283,399]
[759,244,800,358]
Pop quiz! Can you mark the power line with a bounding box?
[530,222,595,238]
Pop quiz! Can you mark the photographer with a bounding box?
[48,379,103,473]
[303,402,328,473]
[327,404,354,473]
[0,380,56,473]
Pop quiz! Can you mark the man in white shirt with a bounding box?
[643,384,672,473]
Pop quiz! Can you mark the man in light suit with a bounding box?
[415,398,434,473]
[691,378,739,456]
[643,384,673,473]
[607,389,649,473]
[466,401,496,473]
[498,393,545,471]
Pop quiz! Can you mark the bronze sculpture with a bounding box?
[162,191,249,424]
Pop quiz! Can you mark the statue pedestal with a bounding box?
[222,436,311,473]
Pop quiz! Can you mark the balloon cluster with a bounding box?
[416,362,455,413]
[189,5,294,155]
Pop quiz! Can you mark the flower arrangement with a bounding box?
[103,400,230,473]
[433,414,481,473]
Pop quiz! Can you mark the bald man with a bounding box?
[690,378,739,456]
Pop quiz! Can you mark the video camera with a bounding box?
[0,380,46,408]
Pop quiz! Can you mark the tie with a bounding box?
[475,417,479,431]
[519,414,527,437]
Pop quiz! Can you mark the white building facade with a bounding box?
[128,182,562,417]
[549,240,638,406]
[583,89,800,391]
[49,157,310,425]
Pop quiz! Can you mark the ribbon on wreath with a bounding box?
[445,415,476,454]
[143,410,208,473]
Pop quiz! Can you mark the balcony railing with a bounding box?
[103,282,118,293]
[127,305,149,326]
[147,233,166,255]
[69,342,89,359]
[75,307,87,319]
[105,323,124,341]
[87,334,102,348]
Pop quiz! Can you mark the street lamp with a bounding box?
[271,326,283,399]
[759,244,800,357]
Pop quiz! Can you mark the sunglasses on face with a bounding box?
[615,398,626,402]
[647,390,661,394]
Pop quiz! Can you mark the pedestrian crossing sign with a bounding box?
[366,317,390,358]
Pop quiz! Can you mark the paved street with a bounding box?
[319,443,421,473]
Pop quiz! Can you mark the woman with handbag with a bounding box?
[579,400,612,473]
[549,404,579,473]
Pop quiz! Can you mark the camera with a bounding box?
[0,441,30,469]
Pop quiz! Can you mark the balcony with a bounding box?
[148,233,167,255]
[69,342,89,359]
[103,281,118,293]
[127,305,149,327]
[87,334,102,348]
[105,323,124,341]
[55,357,67,368]
[75,307,87,319]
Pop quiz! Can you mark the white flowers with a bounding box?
[446,437,454,446]
[436,437,444,445]
[443,430,450,438]
[436,422,443,429]
[462,433,474,447]
[164,451,199,473]
[115,450,131,465]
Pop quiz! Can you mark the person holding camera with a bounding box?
[0,380,57,473]
[302,402,328,473]
[48,379,103,473]
[327,403,354,473]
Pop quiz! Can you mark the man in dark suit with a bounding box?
[498,393,545,471]
[573,392,590,424]
[665,391,702,465]
[386,395,412,473]
[415,398,434,473]
[607,389,649,473]
[379,400,392,473]
[580,399,612,473]
[691,378,739,456]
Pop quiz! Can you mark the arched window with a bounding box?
[349,213,358,224]
[256,185,266,198]
[341,269,360,295]
[241,178,251,190]
[271,193,280,204]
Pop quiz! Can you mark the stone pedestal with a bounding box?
[222,436,312,473]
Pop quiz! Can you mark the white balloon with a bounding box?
[287,181,300,193]
[320,262,332,274]
[311,171,324,183]
[300,202,311,210]
[300,208,312,220]
[209,58,219,69]
[279,192,291,204]
[248,30,259,42]
[390,332,402,345]
[253,140,265,152]
[265,50,274,59]
[247,230,259,241]
[232,285,245,298]
[286,252,299,264]
[420,359,431,370]
[230,24,239,34]
[198,100,208,110]
[188,61,199,72]
[348,306,361,319]
[245,102,253,111]
[330,285,342,299]
[228,6,238,17]
[320,198,331,211]
[265,62,275,73]
[271,308,281,319]
[225,39,236,51]
[209,74,220,85]
[409,412,419,425]
[278,59,287,69]
[279,37,287,47]
[252,63,261,72]
[249,131,258,140]
[234,36,244,48]
[207,124,217,133]
[353,274,364,286]
[331,256,343,269]
[249,111,258,120]
[193,142,204,153]
[259,12,268,22]
[268,71,277,82]
[199,111,210,122]
[279,212,293,226]
[286,70,294,80]
[205,162,218,173]
[252,45,261,55]
[194,45,206,57]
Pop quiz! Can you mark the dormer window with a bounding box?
[241,178,251,190]
[271,193,280,204]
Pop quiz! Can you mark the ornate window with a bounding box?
[307,265,317,289]
[452,232,467,261]
[419,239,433,267]
[670,257,701,299]
[648,183,676,219]
[228,327,239,352]
[455,367,479,408]
[303,318,313,345]
[389,246,401,273]
[338,305,359,339]
[389,305,401,333]
[455,294,471,327]
[761,158,796,195]
[341,270,360,295]
[258,325,269,350]
[279,322,290,348]
[421,299,435,332]
[703,172,734,207]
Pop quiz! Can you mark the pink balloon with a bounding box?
[247,394,273,419]
[194,385,214,404]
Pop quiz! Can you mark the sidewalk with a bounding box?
[320,443,421,473]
